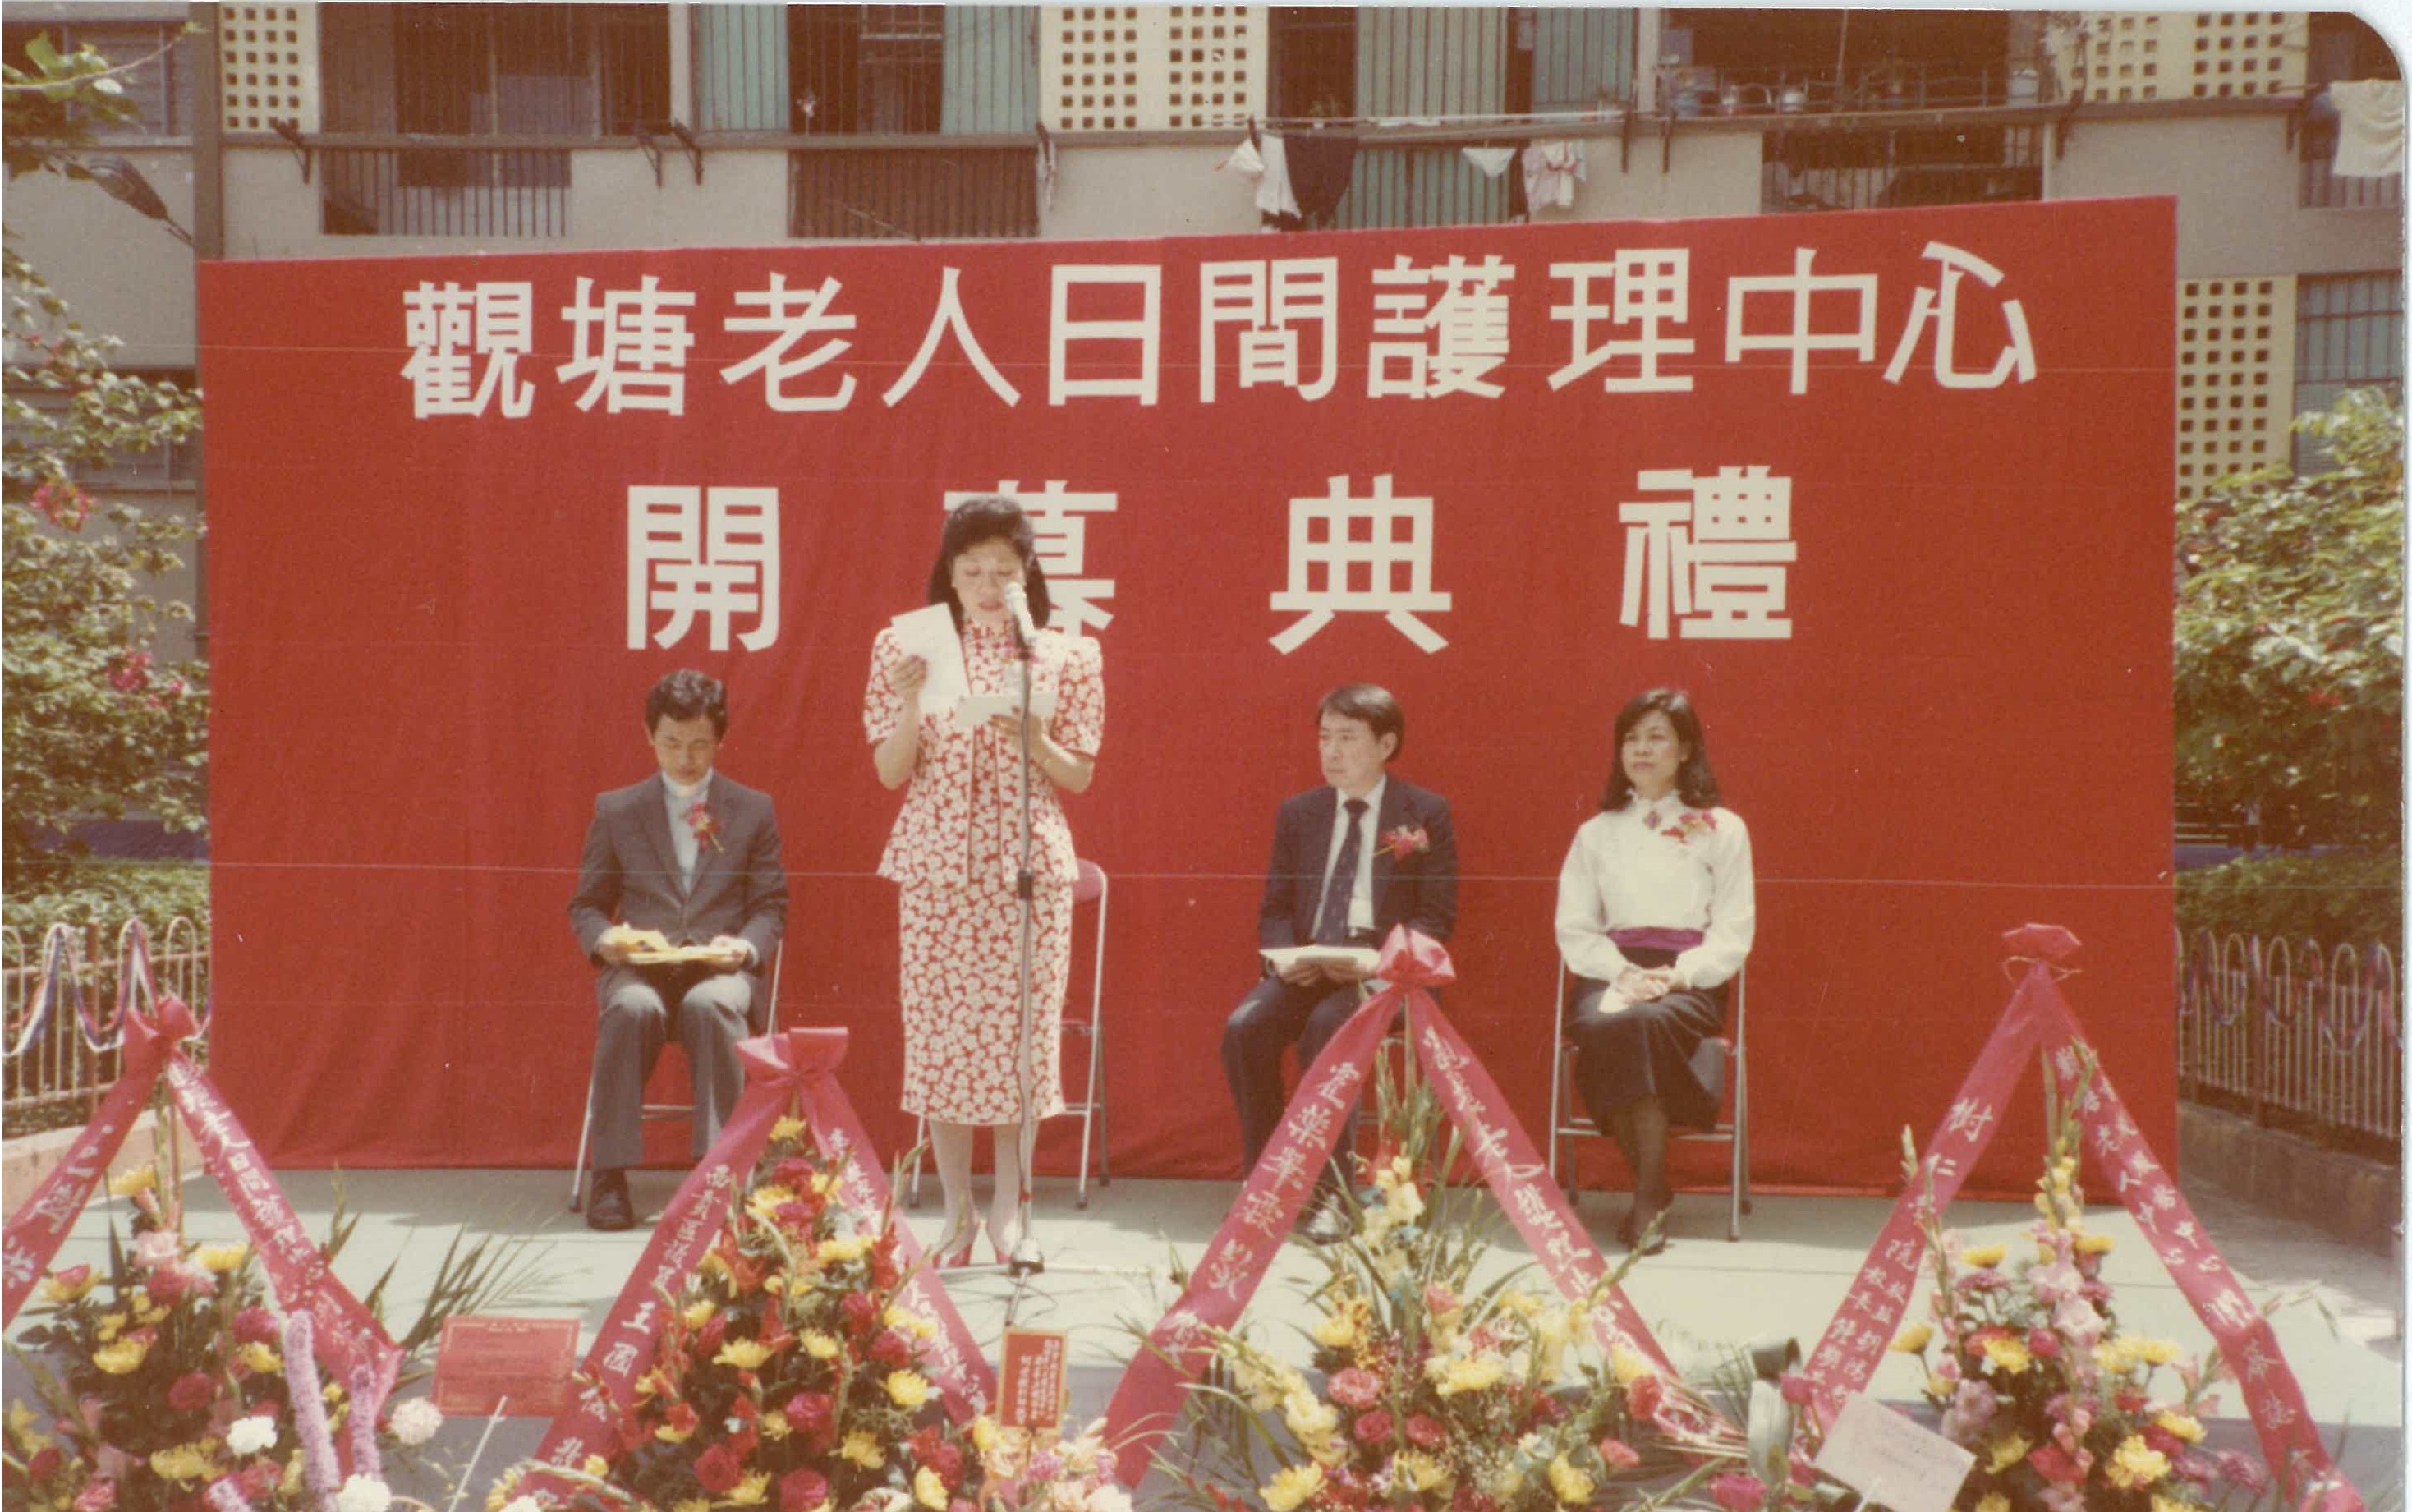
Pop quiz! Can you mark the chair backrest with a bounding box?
[1074,857,1106,904]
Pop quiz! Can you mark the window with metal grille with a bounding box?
[319,3,668,138]
[2,17,192,137]
[2293,273,2403,471]
[2298,12,2402,210]
[791,6,945,134]
[1269,7,1357,119]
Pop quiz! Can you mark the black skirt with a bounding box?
[1564,944,1728,1129]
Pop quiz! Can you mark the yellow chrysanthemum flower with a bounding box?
[770,1116,807,1142]
[1975,1494,2010,1512]
[682,1299,718,1329]
[240,1344,282,1375]
[971,1416,1001,1453]
[1546,1455,1594,1505]
[1262,1463,1325,1512]
[1309,1310,1362,1352]
[728,1473,772,1506]
[1282,1392,1338,1441]
[913,1468,949,1511]
[39,1271,97,1305]
[2106,1436,2171,1490]
[1959,1244,2006,1268]
[1432,1354,1505,1396]
[886,1370,931,1409]
[810,1172,838,1197]
[656,1414,696,1445]
[802,1330,842,1360]
[1610,1345,1653,1386]
[714,1338,774,1371]
[840,1431,885,1468]
[94,1337,151,1374]
[674,1499,713,1512]
[1987,1434,2031,1473]
[195,1243,250,1274]
[95,1312,127,1342]
[107,1165,158,1197]
[2074,1232,2116,1256]
[1891,1323,1933,1353]
[149,1444,214,1483]
[583,1455,610,1478]
[747,1185,797,1221]
[1980,1335,2032,1375]
[2153,1412,2206,1444]
[818,1234,871,1264]
[1394,1452,1449,1493]
[2133,1338,2183,1366]
[135,1301,169,1326]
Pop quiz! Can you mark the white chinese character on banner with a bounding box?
[557,275,697,414]
[1367,255,1516,399]
[942,480,1118,636]
[1270,474,1453,655]
[1050,265,1162,405]
[1199,258,1339,402]
[883,268,1022,408]
[1941,1097,1997,1143]
[1725,249,1878,395]
[1619,466,1796,641]
[1882,241,2038,390]
[400,281,535,419]
[1549,253,1693,393]
[722,273,857,411]
[627,486,780,652]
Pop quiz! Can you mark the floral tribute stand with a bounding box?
[525,1027,1000,1478]
[2,924,425,1507]
[1104,928,1746,1495]
[1796,925,2364,1512]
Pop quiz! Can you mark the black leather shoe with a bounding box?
[587,1170,636,1233]
[1298,1194,1353,1247]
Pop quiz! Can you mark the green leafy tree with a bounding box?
[3,31,207,871]
[2174,389,2405,845]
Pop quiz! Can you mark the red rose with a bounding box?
[785,1390,835,1441]
[1625,1372,1664,1423]
[2027,1329,2061,1359]
[233,1307,280,1344]
[693,1444,745,1494]
[25,1448,62,1482]
[871,1329,915,1368]
[168,1371,215,1413]
[1403,1413,1445,1450]
[2027,1446,2086,1484]
[1352,1409,1394,1445]
[780,1471,831,1512]
[1596,1438,1641,1472]
[841,1291,880,1335]
[664,1402,701,1437]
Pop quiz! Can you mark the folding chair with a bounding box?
[907,857,1111,1208]
[571,942,783,1212]
[1546,958,1750,1240]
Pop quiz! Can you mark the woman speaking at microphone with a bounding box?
[864,496,1105,1268]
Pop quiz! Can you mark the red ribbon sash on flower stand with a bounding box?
[1101,927,1736,1487]
[1798,925,2363,1512]
[1,926,402,1418]
[530,1027,997,1475]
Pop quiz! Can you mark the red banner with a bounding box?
[197,201,2177,1192]
[1799,927,2360,1511]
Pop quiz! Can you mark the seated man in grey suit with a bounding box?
[570,669,788,1231]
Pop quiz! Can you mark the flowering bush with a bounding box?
[1891,1069,2272,1512]
[1160,1071,1742,1512]
[526,1117,1035,1512]
[2,1162,445,1512]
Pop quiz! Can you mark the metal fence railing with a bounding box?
[789,144,1036,240]
[1762,122,2043,214]
[320,146,573,237]
[3,919,210,1133]
[2177,929,2400,1159]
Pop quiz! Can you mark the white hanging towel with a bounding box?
[2328,80,2405,177]
[1460,145,1517,179]
[1523,140,1587,212]
[1256,133,1302,220]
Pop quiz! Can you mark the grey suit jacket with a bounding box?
[568,772,789,984]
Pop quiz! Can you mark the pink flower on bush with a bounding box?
[1328,1368,1381,1409]
[1707,1472,1767,1510]
[1595,1438,1641,1471]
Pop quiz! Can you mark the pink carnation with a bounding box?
[1707,1472,1767,1511]
[1328,1368,1381,1409]
[1595,1438,1641,1471]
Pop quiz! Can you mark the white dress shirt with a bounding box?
[1320,776,1386,935]
[664,771,711,885]
[1555,795,1754,989]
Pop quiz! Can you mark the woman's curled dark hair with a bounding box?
[1600,687,1722,811]
[926,495,1052,632]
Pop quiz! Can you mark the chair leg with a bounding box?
[570,1079,597,1212]
[1074,1027,1096,1211]
[907,1114,928,1210]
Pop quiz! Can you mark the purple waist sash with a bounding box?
[1609,926,1705,952]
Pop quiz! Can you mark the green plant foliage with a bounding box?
[0,859,209,936]
[2175,849,2403,959]
[2175,390,2405,844]
[3,33,208,874]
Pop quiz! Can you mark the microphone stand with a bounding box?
[1008,607,1044,1275]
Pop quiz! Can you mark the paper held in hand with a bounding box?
[627,945,728,966]
[963,686,1059,725]
[1261,944,1381,977]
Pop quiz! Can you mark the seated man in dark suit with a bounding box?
[1221,683,1458,1232]
[570,669,788,1231]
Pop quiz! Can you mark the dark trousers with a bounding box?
[1566,946,1725,1135]
[1221,974,1367,1179]
[589,963,760,1170]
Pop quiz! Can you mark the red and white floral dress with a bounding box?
[864,619,1105,1125]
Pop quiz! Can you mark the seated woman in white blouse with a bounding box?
[1555,688,1755,1253]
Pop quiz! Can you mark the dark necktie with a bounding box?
[1315,798,1370,945]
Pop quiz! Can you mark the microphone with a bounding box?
[1001,580,1039,649]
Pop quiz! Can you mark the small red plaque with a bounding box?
[434,1317,581,1417]
[998,1328,1068,1431]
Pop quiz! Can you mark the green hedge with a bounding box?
[2175,849,2401,958]
[2,860,209,939]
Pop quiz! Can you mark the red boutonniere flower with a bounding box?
[1380,825,1431,862]
[1655,810,1718,847]
[687,801,725,853]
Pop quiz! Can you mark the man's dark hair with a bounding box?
[1318,682,1404,759]
[645,669,729,738]
[1599,687,1721,811]
[926,495,1054,632]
